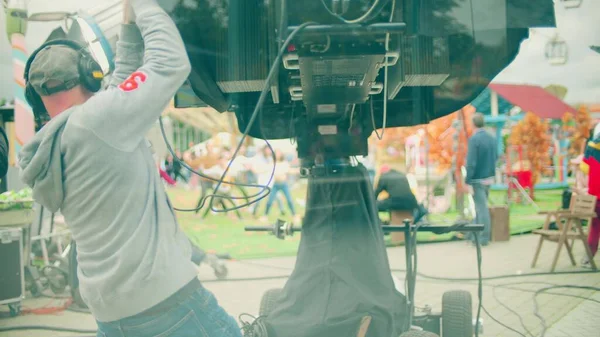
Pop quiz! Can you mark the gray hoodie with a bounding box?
[18,0,198,322]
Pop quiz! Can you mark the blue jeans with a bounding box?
[472,183,491,245]
[265,182,295,216]
[96,287,241,337]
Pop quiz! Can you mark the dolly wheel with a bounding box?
[442,290,473,337]
[214,264,228,280]
[259,288,283,317]
[399,330,439,337]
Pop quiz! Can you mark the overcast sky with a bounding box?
[493,0,600,105]
[1,0,598,105]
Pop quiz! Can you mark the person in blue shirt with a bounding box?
[465,113,498,246]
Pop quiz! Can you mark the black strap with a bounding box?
[38,78,81,96]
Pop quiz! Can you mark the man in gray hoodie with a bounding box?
[18,1,241,336]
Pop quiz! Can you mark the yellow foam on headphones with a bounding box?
[92,71,104,79]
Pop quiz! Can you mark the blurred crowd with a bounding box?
[157,140,301,222]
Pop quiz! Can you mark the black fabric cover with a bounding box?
[265,165,407,337]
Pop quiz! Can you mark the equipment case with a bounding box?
[0,227,25,305]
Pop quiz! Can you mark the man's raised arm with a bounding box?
[105,2,143,88]
[78,0,191,152]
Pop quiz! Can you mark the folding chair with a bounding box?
[531,193,598,272]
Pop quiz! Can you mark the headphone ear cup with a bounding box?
[78,54,104,93]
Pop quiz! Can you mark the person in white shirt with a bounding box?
[261,150,296,221]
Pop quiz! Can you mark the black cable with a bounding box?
[162,21,316,213]
[492,282,600,305]
[239,313,269,336]
[534,285,600,337]
[221,260,600,306]
[211,259,598,283]
[206,21,316,213]
[216,260,600,336]
[492,286,534,337]
[389,269,599,282]
[495,283,600,336]
[319,0,390,24]
[481,305,527,337]
[0,325,96,334]
[159,118,274,212]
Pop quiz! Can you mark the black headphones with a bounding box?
[24,39,105,125]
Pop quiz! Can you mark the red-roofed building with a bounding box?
[488,83,577,119]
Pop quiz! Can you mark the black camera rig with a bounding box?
[164,0,555,163]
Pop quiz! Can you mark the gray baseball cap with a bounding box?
[28,45,81,96]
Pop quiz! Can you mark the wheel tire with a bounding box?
[259,288,283,317]
[399,330,439,337]
[214,264,228,280]
[442,290,473,337]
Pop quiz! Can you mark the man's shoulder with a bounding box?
[472,129,495,141]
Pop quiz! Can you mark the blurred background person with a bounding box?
[251,145,284,217]
[261,150,297,222]
[465,113,498,246]
[578,127,600,268]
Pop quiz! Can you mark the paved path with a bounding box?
[1,234,598,337]
[545,291,600,337]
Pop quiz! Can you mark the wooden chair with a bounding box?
[531,193,598,272]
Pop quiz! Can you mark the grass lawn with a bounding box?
[167,187,304,260]
[168,184,563,259]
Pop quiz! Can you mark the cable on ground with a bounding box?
[0,325,96,334]
[162,22,316,214]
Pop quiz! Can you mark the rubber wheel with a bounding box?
[442,290,473,337]
[214,264,228,280]
[259,288,283,317]
[399,331,439,337]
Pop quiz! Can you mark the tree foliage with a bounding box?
[570,105,592,155]
[508,112,551,185]
[375,105,475,173]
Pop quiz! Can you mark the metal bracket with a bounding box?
[287,22,406,37]
[289,86,303,100]
[383,51,400,67]
[370,83,383,95]
[283,53,300,70]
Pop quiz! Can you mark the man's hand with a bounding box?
[123,0,135,23]
[459,184,473,195]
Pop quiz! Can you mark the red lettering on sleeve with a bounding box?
[118,71,148,92]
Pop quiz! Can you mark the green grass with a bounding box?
[168,185,563,259]
[167,187,302,260]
